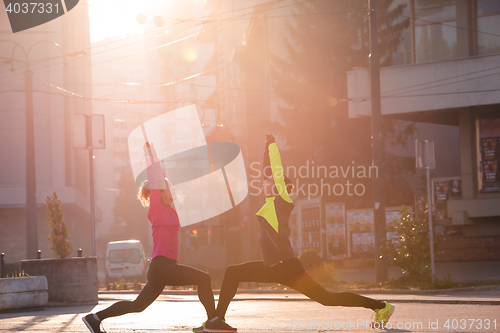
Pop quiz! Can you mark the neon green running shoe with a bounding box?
[372,301,395,328]
[192,321,206,333]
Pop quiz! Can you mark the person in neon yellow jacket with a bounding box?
[255,134,296,267]
[212,135,395,332]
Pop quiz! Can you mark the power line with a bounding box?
[141,8,363,24]
[24,13,369,104]
[0,11,373,125]
[114,13,368,91]
[384,68,500,98]
[19,59,498,117]
[376,8,500,39]
[11,0,497,118]
[382,64,500,96]
[2,1,497,82]
[10,78,340,130]
[384,88,500,98]
[345,67,500,101]
[0,0,320,80]
[199,10,367,23]
[1,0,284,68]
[0,29,203,80]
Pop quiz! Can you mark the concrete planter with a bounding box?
[21,257,98,307]
[0,276,48,311]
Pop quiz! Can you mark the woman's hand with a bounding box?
[143,142,158,159]
[265,134,275,146]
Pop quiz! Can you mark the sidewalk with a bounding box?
[334,260,500,283]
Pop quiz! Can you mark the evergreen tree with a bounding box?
[270,0,414,205]
[45,192,73,258]
[383,206,447,277]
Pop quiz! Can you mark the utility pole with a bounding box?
[25,68,38,259]
[87,116,96,257]
[416,140,436,284]
[368,0,388,282]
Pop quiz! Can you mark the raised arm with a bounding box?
[144,142,167,213]
[263,135,273,179]
[264,134,292,203]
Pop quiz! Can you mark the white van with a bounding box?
[105,240,147,282]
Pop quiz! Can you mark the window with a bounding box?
[414,0,457,63]
[476,0,500,55]
[108,249,141,264]
[389,0,412,66]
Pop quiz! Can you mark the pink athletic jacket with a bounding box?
[146,156,179,260]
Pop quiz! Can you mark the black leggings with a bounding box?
[97,256,217,320]
[216,258,384,319]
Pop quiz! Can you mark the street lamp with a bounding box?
[0,39,85,259]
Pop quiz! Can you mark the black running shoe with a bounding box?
[204,318,237,332]
[82,314,105,333]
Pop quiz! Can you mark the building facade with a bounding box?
[347,0,500,260]
[0,1,95,262]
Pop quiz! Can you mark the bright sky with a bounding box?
[87,0,148,43]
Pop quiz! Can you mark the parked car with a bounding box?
[105,240,146,282]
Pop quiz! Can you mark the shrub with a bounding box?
[45,192,73,258]
[117,278,128,290]
[383,205,447,277]
[6,270,30,278]
[133,280,142,290]
[3,262,21,277]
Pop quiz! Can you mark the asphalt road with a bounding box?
[1,292,499,332]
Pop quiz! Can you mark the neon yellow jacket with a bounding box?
[256,143,293,232]
[256,142,296,266]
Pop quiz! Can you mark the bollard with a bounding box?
[36,250,41,259]
[77,248,82,257]
[0,253,4,278]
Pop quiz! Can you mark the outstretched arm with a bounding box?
[144,142,167,213]
[264,134,292,203]
[262,134,273,179]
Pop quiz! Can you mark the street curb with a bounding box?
[99,284,500,296]
[98,285,500,305]
[226,298,500,305]
[327,285,500,295]
[97,296,500,306]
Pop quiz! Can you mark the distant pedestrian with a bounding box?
[82,142,227,333]
[213,135,395,332]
